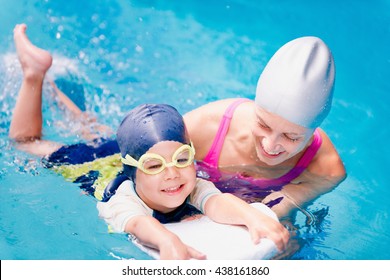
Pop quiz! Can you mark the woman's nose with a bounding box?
[262,135,282,152]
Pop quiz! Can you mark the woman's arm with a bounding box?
[263,130,347,218]
[263,170,346,218]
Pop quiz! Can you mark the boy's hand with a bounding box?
[246,209,289,251]
[159,236,206,260]
[204,193,290,252]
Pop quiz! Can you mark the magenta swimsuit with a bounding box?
[195,98,322,205]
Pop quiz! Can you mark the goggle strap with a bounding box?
[121,154,139,167]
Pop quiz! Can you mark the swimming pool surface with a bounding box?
[1,0,389,260]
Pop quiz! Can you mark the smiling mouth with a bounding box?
[265,150,282,156]
[260,143,284,157]
[162,184,184,194]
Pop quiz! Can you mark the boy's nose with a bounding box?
[164,165,180,179]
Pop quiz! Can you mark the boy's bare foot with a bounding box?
[13,23,53,79]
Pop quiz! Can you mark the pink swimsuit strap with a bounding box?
[202,98,251,168]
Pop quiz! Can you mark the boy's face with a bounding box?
[135,141,197,213]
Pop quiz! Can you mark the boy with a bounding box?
[97,104,289,259]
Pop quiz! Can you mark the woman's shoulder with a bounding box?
[183,98,254,159]
[309,128,346,180]
[184,98,237,118]
[184,98,253,129]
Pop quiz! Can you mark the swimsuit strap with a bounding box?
[295,128,322,169]
[203,98,252,168]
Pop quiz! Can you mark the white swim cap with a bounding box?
[255,36,335,128]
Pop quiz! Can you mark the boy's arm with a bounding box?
[97,181,205,260]
[203,193,289,251]
[97,182,205,260]
[124,216,206,260]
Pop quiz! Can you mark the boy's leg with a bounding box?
[9,24,62,156]
[9,23,112,156]
[9,24,52,141]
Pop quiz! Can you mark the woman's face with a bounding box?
[251,106,314,166]
[135,141,197,213]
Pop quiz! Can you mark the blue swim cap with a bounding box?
[116,104,189,180]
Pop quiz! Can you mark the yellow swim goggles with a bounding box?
[121,143,195,175]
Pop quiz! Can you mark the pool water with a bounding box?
[1,0,389,260]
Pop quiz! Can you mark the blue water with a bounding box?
[0,0,389,260]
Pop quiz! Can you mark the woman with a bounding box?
[184,37,346,218]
